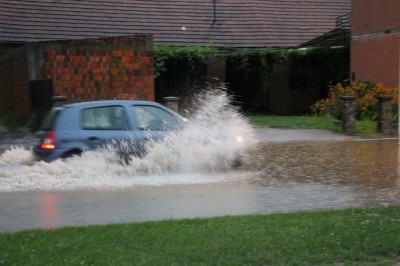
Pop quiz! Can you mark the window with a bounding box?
[41,107,62,131]
[82,106,129,130]
[131,105,179,131]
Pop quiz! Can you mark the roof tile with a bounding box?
[0,0,350,48]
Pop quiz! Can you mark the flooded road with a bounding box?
[0,139,399,232]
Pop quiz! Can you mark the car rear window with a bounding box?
[40,107,63,131]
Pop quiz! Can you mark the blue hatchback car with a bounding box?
[33,100,186,162]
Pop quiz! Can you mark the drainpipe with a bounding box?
[398,44,400,140]
[212,0,217,25]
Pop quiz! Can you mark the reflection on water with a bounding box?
[40,194,59,229]
[244,139,400,209]
[249,140,398,189]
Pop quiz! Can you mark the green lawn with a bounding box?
[1,206,400,265]
[247,114,378,135]
[0,113,381,135]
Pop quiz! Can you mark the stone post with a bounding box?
[340,96,356,135]
[376,95,393,134]
[52,96,67,107]
[327,103,336,118]
[163,96,180,113]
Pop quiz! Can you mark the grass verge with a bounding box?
[1,206,400,265]
[247,114,378,135]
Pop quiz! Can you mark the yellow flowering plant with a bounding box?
[312,80,398,122]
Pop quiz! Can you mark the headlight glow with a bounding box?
[235,135,244,143]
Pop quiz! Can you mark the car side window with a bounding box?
[131,105,179,131]
[82,106,129,130]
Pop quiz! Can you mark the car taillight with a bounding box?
[41,131,56,150]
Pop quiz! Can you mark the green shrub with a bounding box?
[0,113,24,129]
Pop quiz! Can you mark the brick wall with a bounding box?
[351,35,400,87]
[37,35,154,103]
[351,0,400,36]
[351,0,400,87]
[0,35,154,121]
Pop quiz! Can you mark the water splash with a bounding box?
[0,89,256,192]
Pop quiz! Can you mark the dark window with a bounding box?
[41,107,62,131]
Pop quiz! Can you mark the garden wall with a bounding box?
[0,35,155,122]
[0,46,30,120]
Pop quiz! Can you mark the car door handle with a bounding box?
[88,136,99,141]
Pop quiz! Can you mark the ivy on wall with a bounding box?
[226,49,287,91]
[154,45,349,104]
[287,48,349,85]
[154,45,222,101]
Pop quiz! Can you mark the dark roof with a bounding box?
[300,13,351,48]
[300,28,350,48]
[0,0,351,48]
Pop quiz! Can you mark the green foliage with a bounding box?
[0,113,24,129]
[154,45,221,101]
[227,49,287,91]
[247,114,378,135]
[1,206,400,265]
[154,45,222,78]
[356,119,379,135]
[248,114,340,131]
[288,47,350,84]
[154,45,349,105]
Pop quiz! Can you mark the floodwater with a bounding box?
[0,139,398,232]
[0,90,399,232]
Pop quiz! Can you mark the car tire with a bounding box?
[61,149,82,160]
[231,158,242,168]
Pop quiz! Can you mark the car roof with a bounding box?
[61,100,163,109]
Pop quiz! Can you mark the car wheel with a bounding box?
[231,157,242,168]
[62,149,82,160]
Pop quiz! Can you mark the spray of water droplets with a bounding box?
[0,88,256,191]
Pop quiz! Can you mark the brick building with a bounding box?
[0,0,350,119]
[0,35,154,121]
[351,0,400,87]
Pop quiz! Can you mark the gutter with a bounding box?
[352,28,400,41]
